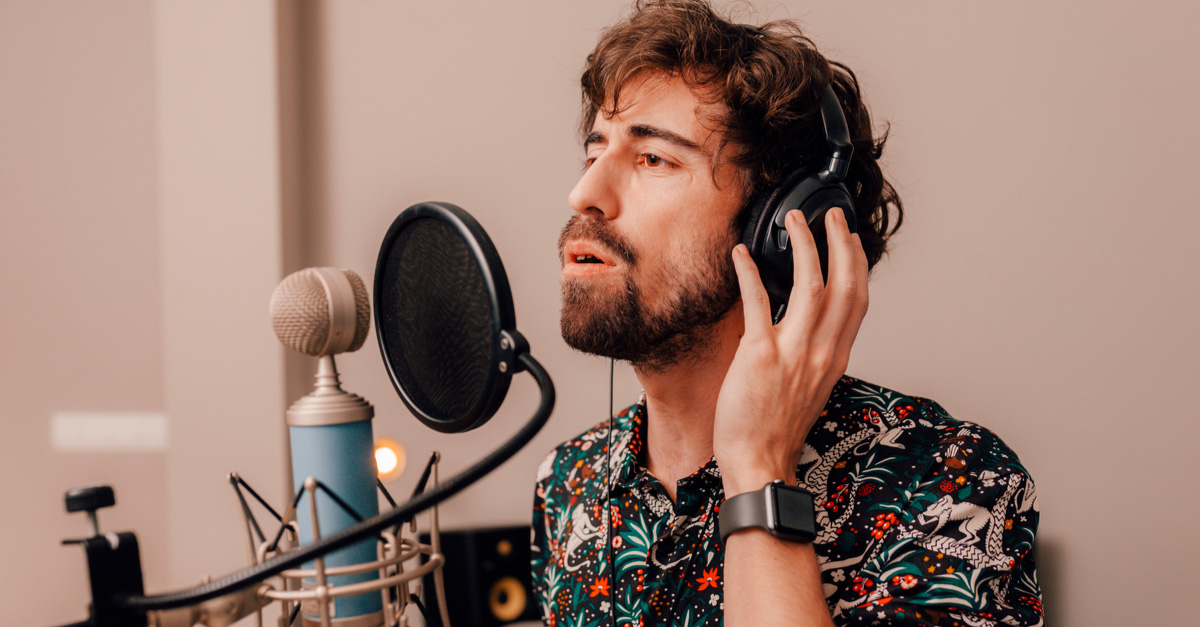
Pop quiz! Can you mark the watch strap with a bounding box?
[719,485,771,542]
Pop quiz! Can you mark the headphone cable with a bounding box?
[606,357,616,627]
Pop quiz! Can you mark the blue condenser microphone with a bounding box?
[271,267,382,624]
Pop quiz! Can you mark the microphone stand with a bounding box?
[63,351,553,626]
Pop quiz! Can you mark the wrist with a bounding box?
[721,465,795,496]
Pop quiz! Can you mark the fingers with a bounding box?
[743,207,868,378]
[817,210,869,385]
[731,244,774,339]
[831,232,870,371]
[815,208,861,341]
[778,207,868,382]
[778,210,823,336]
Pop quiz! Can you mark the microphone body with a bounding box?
[287,358,382,621]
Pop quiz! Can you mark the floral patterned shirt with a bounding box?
[530,376,1043,626]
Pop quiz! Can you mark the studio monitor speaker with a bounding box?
[422,526,539,627]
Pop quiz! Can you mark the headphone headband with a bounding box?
[818,86,853,181]
[736,23,853,178]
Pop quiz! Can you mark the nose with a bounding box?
[568,153,620,220]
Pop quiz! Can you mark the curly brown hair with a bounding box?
[580,0,903,270]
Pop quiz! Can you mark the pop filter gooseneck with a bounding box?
[115,202,554,613]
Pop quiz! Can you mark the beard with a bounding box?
[558,215,740,372]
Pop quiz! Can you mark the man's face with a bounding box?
[559,73,745,370]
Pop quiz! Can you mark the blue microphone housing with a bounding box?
[287,355,382,622]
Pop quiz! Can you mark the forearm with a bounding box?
[723,530,834,627]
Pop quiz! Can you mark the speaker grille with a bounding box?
[378,217,493,425]
[420,526,538,627]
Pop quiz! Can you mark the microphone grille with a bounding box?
[270,267,370,356]
[343,270,371,352]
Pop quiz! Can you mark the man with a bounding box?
[531,2,1042,625]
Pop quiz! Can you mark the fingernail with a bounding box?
[787,210,801,225]
[831,207,844,224]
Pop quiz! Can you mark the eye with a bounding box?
[582,151,602,171]
[640,153,671,168]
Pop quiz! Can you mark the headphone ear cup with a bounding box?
[739,188,773,254]
[741,169,813,316]
[739,182,796,314]
[741,174,854,321]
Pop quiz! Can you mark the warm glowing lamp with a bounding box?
[374,437,406,482]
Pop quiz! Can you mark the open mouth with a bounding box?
[562,240,619,276]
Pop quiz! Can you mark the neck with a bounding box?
[635,303,744,500]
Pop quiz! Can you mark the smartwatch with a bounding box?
[719,479,816,543]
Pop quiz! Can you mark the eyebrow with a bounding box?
[630,124,706,155]
[583,124,709,157]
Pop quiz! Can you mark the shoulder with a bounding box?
[535,418,608,487]
[813,379,1043,623]
[817,376,1033,481]
[534,404,637,511]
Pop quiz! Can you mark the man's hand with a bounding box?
[714,207,869,494]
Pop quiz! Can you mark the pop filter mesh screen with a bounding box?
[379,217,493,425]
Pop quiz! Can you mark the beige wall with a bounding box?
[155,0,291,595]
[1,1,289,625]
[0,2,168,626]
[2,1,1197,626]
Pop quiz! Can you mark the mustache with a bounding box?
[557,215,638,265]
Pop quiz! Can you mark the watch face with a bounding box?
[771,484,816,540]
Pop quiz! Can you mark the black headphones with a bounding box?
[740,85,857,323]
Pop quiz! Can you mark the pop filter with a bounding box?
[375,202,523,433]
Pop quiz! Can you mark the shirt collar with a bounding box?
[603,395,724,496]
[609,394,646,488]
